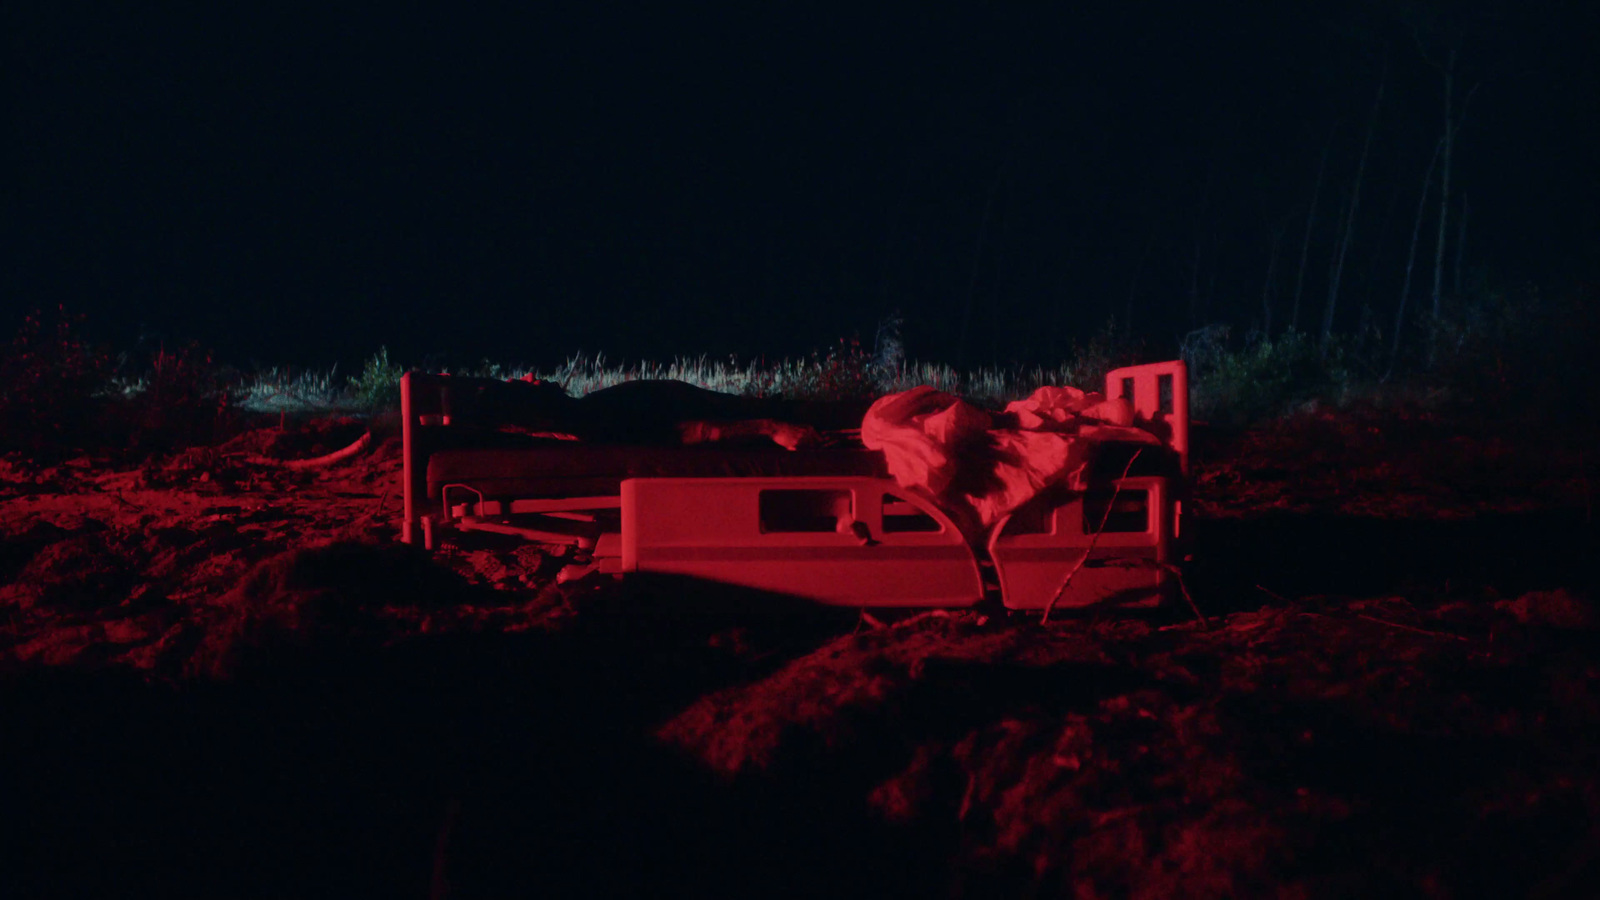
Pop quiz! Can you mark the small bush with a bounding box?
[873,310,907,373]
[1416,281,1599,417]
[0,307,113,455]
[348,346,405,412]
[1186,328,1344,424]
[1058,317,1145,390]
[813,336,882,402]
[121,341,240,452]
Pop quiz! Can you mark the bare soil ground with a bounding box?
[3,406,1598,898]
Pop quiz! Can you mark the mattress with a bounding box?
[427,444,889,500]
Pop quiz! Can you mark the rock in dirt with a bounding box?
[1495,589,1599,630]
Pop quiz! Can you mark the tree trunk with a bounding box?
[1431,48,1457,320]
[1453,192,1470,301]
[1388,137,1444,379]
[957,155,1008,369]
[1054,247,1076,361]
[988,182,1012,363]
[1322,72,1386,356]
[1292,130,1335,333]
[1261,217,1289,336]
[1126,226,1154,334]
[1187,130,1232,330]
[877,168,913,306]
[1188,237,1204,328]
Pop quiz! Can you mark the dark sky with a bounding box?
[8,1,1598,371]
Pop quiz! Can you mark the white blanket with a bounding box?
[860,384,1160,540]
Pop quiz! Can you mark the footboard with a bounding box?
[401,370,579,547]
[399,371,435,546]
[1106,360,1188,475]
[988,476,1173,611]
[620,477,985,607]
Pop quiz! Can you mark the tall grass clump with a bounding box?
[778,337,884,402]
[49,288,1584,440]
[236,366,353,414]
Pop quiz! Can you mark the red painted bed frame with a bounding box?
[400,361,1188,611]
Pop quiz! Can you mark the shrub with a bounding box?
[814,336,881,402]
[1186,328,1336,424]
[872,310,907,374]
[348,346,405,412]
[0,307,113,455]
[780,337,883,403]
[121,341,240,452]
[1058,317,1145,390]
[1416,280,1599,417]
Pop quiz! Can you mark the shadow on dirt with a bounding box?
[2,544,997,899]
[0,543,1168,899]
[1190,509,1600,612]
[1220,691,1593,898]
[6,500,1600,896]
[2,638,924,898]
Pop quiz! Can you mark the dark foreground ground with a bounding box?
[3,407,1599,898]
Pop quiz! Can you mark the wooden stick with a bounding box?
[1255,584,1290,604]
[247,431,372,470]
[1357,613,1468,641]
[1043,448,1142,623]
[1158,560,1210,630]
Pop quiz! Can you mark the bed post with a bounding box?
[400,372,422,545]
[1105,360,1189,475]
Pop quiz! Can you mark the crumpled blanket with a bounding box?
[860,384,1159,539]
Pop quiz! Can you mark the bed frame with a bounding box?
[399,361,1188,611]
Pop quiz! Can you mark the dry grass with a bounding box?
[223,350,1133,415]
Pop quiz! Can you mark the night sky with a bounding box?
[9,1,1598,372]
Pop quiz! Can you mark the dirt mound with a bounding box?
[188,540,481,679]
[653,594,1600,897]
[658,612,1112,776]
[10,525,137,613]
[3,404,1600,896]
[0,518,74,583]
[1495,589,1599,631]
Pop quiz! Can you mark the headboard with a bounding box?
[400,372,561,544]
[1105,360,1189,475]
